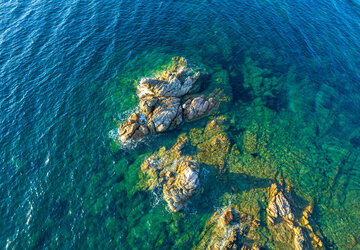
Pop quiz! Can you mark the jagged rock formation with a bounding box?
[195,206,262,249]
[118,57,217,143]
[140,136,200,212]
[300,205,324,248]
[266,183,305,249]
[266,183,295,226]
[163,160,199,212]
[266,183,323,250]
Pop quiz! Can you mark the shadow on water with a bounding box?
[228,72,252,103]
[350,136,360,149]
[198,74,212,93]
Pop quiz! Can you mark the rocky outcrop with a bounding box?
[195,206,262,249]
[266,183,295,226]
[293,226,306,250]
[163,160,200,212]
[140,136,200,212]
[266,183,324,250]
[300,205,323,248]
[266,183,303,249]
[118,57,217,143]
[138,71,199,98]
[146,97,183,132]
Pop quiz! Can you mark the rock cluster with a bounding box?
[119,57,217,143]
[141,136,200,212]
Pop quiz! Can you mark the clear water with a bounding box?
[1,0,360,248]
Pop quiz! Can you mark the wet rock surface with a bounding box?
[118,57,218,143]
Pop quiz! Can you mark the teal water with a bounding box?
[1,0,360,248]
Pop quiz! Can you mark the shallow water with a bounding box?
[1,0,360,249]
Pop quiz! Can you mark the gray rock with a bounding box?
[138,72,199,98]
[183,96,217,120]
[118,57,217,143]
[147,97,182,132]
[118,112,140,143]
[139,97,158,115]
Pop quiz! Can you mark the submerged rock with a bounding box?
[118,57,217,143]
[194,119,231,169]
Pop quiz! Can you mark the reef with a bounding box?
[118,57,219,143]
[111,52,358,249]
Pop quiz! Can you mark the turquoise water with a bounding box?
[1,0,360,248]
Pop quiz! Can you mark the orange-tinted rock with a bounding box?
[223,208,234,225]
[223,228,238,249]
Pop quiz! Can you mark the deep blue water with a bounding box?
[1,0,360,248]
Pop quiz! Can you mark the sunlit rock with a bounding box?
[266,182,324,249]
[163,160,200,212]
[195,205,262,249]
[266,183,294,226]
[139,136,199,212]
